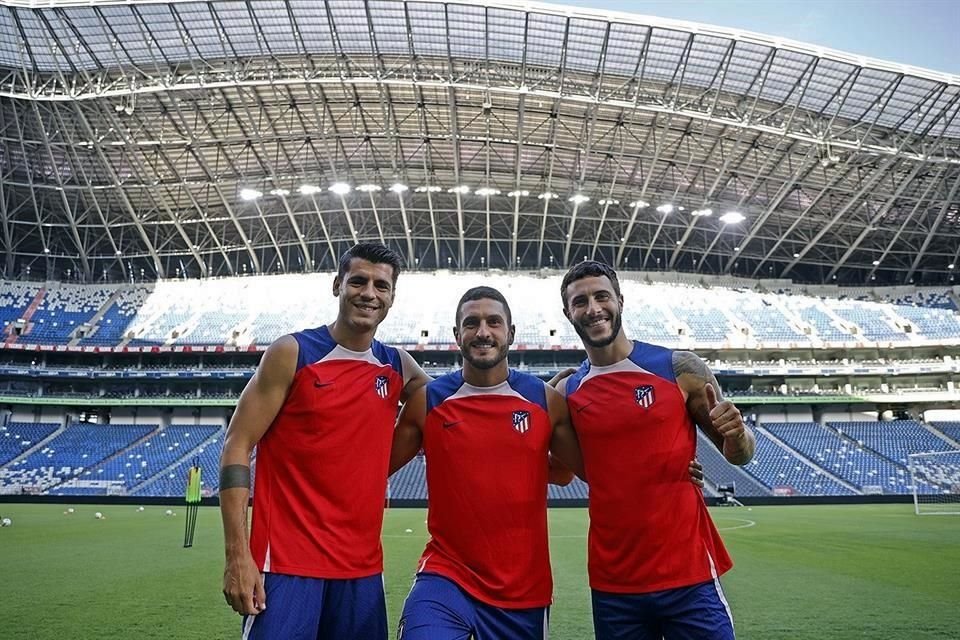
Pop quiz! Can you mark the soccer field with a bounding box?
[1,503,958,639]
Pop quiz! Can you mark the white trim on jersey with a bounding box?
[416,553,432,574]
[316,344,384,366]
[542,607,550,640]
[706,551,736,632]
[445,378,537,404]
[577,357,655,387]
[263,543,271,572]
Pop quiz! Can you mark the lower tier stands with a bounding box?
[2,419,958,497]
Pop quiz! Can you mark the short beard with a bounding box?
[461,342,509,370]
[574,312,622,348]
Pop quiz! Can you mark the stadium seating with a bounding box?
[695,431,774,497]
[0,423,155,492]
[51,425,221,494]
[131,428,224,497]
[0,422,60,466]
[930,422,960,445]
[3,275,959,349]
[762,422,912,494]
[745,427,855,496]
[830,421,958,468]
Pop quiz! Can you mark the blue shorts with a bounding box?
[240,573,387,640]
[398,573,549,640]
[592,579,735,640]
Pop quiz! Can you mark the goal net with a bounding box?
[909,451,960,515]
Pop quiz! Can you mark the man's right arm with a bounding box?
[220,335,297,616]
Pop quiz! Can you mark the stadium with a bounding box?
[0,0,958,638]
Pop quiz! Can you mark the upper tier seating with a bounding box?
[3,275,959,348]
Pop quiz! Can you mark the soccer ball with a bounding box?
[165,509,173,516]
[94,512,103,519]
[67,507,75,514]
[137,507,145,512]
[0,518,11,527]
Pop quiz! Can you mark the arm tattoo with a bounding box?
[673,351,713,382]
[219,464,251,491]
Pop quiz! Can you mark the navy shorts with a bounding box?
[398,573,549,640]
[241,573,387,640]
[592,579,735,640]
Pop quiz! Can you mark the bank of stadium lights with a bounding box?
[793,253,801,258]
[538,192,558,200]
[239,188,262,201]
[475,187,501,197]
[629,200,649,209]
[298,184,322,195]
[568,194,590,205]
[389,183,409,193]
[656,204,674,215]
[448,185,471,195]
[508,190,530,197]
[269,188,290,197]
[719,211,746,224]
[692,208,713,217]
[872,260,881,266]
[950,264,956,270]
[329,182,352,196]
[414,185,442,193]
[356,184,382,193]
[598,198,619,206]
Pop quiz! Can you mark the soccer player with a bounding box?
[388,286,584,640]
[219,243,430,640]
[557,260,756,640]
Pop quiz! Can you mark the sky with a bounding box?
[550,0,959,75]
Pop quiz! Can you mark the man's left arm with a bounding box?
[673,351,755,465]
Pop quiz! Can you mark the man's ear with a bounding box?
[332,276,342,297]
[562,307,571,321]
[452,326,461,346]
[507,324,516,346]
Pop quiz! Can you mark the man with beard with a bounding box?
[557,260,755,640]
[388,285,585,639]
[219,243,430,640]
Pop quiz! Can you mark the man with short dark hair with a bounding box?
[388,285,584,640]
[219,242,430,640]
[558,260,755,640]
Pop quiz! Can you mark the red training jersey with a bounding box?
[249,325,407,579]
[565,341,732,593]
[416,369,553,609]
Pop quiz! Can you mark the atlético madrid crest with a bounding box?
[375,375,389,399]
[512,410,531,434]
[635,385,656,408]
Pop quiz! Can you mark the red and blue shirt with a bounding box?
[565,341,733,593]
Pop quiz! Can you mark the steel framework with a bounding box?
[0,0,958,284]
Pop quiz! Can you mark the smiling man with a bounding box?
[557,261,755,640]
[219,243,430,640]
[388,286,584,640]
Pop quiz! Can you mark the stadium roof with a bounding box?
[1,0,959,285]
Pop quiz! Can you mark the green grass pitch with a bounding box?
[1,503,958,639]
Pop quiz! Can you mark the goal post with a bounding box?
[908,451,960,515]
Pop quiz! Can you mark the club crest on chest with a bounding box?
[635,384,656,408]
[375,375,389,399]
[512,410,531,434]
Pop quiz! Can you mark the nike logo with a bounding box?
[442,421,463,429]
[314,381,334,388]
[576,402,594,413]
